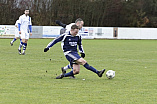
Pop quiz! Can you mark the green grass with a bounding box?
[0,39,157,104]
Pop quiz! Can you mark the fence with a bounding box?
[0,25,157,39]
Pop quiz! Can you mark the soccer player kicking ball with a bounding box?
[44,25,105,79]
[10,20,21,46]
[56,18,85,78]
[18,9,32,55]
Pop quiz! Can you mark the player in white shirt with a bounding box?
[56,18,84,78]
[10,20,21,46]
[56,18,84,34]
[18,9,32,55]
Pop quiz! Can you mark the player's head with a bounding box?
[24,9,29,16]
[75,18,84,30]
[70,25,79,36]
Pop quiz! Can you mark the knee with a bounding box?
[22,39,27,43]
[73,69,80,75]
[80,60,87,65]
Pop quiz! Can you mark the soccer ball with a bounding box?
[106,70,115,79]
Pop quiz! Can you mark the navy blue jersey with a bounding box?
[47,32,84,55]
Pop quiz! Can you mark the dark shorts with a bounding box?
[65,52,81,67]
[60,28,66,34]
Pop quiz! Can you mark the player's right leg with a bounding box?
[18,32,25,55]
[61,63,71,73]
[18,39,23,55]
[56,64,80,79]
[10,38,16,46]
[10,29,20,46]
[56,52,81,79]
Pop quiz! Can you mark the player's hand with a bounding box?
[44,48,49,52]
[30,33,32,36]
[19,31,21,34]
[55,20,60,25]
[55,20,66,28]
[81,53,85,58]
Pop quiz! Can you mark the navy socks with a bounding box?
[64,71,74,77]
[83,63,98,74]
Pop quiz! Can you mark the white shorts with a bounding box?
[15,28,20,37]
[20,31,29,39]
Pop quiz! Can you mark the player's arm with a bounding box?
[15,20,19,28]
[44,34,64,52]
[15,22,18,28]
[29,17,32,36]
[18,16,22,34]
[28,25,32,36]
[15,25,18,28]
[18,23,21,34]
[78,35,85,58]
[55,20,67,28]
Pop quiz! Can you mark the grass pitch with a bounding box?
[0,39,157,104]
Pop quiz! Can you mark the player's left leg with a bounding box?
[18,32,25,55]
[22,33,29,55]
[76,58,106,77]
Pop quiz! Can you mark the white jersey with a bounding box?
[19,14,32,32]
[65,23,82,34]
[65,23,75,33]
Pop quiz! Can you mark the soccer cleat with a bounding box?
[10,42,13,46]
[69,75,76,79]
[97,69,106,77]
[18,49,21,55]
[56,74,64,79]
[22,52,25,55]
[61,67,66,74]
